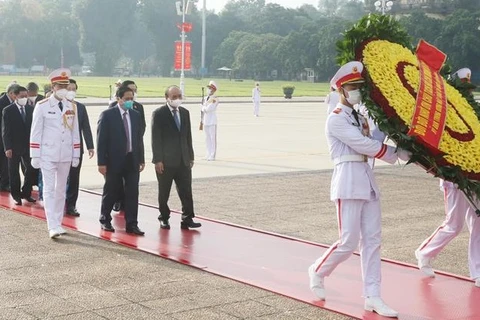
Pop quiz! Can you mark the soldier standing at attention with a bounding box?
[201,81,219,161]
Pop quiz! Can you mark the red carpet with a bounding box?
[1,189,479,319]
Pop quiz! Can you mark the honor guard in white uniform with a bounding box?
[252,82,261,117]
[325,86,340,115]
[308,61,410,318]
[201,81,219,161]
[415,68,480,287]
[30,68,81,239]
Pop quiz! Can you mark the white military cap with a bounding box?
[330,61,365,90]
[207,80,218,91]
[454,68,472,83]
[48,68,71,85]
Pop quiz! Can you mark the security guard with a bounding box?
[201,81,219,161]
[308,61,409,318]
[30,68,80,239]
[415,68,480,287]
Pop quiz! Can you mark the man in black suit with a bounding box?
[2,86,35,205]
[26,82,44,188]
[152,85,201,230]
[65,79,94,216]
[97,86,145,235]
[108,80,146,212]
[26,82,45,106]
[0,83,20,191]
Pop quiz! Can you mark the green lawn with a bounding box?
[0,75,330,98]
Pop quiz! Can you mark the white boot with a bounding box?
[415,250,435,277]
[49,229,60,239]
[308,265,325,300]
[475,278,480,287]
[57,226,67,235]
[365,297,398,318]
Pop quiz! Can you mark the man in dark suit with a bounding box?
[26,82,44,188]
[97,86,145,235]
[152,85,201,230]
[108,80,146,212]
[0,83,20,191]
[65,79,94,216]
[2,86,35,205]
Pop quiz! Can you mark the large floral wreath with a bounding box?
[336,14,480,210]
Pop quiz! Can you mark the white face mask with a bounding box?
[28,96,37,103]
[17,97,27,106]
[345,89,362,105]
[169,99,182,108]
[66,90,76,101]
[207,89,213,96]
[55,88,68,100]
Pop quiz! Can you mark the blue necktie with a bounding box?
[58,101,63,112]
[173,109,181,131]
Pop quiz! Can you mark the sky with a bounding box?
[203,0,319,11]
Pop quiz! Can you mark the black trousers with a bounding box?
[0,148,9,189]
[100,154,139,227]
[156,164,194,222]
[66,155,83,209]
[8,153,33,199]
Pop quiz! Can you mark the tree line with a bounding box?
[0,0,478,81]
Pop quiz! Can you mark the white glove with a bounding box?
[72,158,80,168]
[31,158,41,169]
[397,149,412,162]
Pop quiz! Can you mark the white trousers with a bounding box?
[253,101,260,116]
[417,187,480,279]
[204,125,217,160]
[41,161,71,231]
[312,194,382,297]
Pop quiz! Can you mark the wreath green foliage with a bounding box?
[335,14,480,214]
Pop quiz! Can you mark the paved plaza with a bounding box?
[0,100,472,319]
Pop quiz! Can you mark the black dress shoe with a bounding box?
[12,197,22,205]
[126,225,145,236]
[65,208,80,217]
[22,196,37,203]
[160,220,170,230]
[112,202,124,212]
[101,223,115,232]
[181,220,202,229]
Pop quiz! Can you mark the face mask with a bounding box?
[207,89,213,96]
[55,88,68,99]
[133,92,138,101]
[169,99,182,108]
[123,100,134,110]
[17,98,27,106]
[345,89,362,105]
[28,96,37,103]
[66,91,76,101]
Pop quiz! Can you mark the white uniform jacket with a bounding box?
[201,95,219,126]
[252,88,261,102]
[30,95,81,162]
[327,104,400,201]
